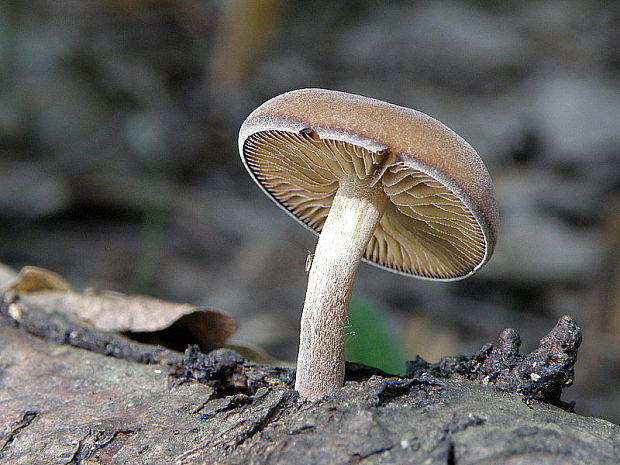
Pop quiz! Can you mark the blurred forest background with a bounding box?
[0,0,619,422]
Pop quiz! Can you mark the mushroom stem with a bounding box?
[295,175,388,400]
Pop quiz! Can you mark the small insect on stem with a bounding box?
[344,317,356,337]
[305,250,315,272]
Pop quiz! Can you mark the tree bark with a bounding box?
[0,292,618,465]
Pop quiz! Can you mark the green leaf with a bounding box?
[345,294,405,375]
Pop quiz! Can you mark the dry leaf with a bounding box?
[5,266,238,352]
[3,266,72,293]
[19,290,238,352]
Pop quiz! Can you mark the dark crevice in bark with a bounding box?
[0,411,39,457]
[446,440,456,465]
[66,429,136,465]
[351,446,394,462]
[433,414,486,465]
[234,390,294,447]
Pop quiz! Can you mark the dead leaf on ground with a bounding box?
[2,265,71,293]
[6,266,239,352]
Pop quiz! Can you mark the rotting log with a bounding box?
[0,292,618,465]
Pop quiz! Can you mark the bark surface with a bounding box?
[0,292,618,465]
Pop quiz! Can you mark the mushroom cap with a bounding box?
[239,88,498,280]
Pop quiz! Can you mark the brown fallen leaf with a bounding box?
[6,266,238,352]
[20,290,238,352]
[2,265,72,293]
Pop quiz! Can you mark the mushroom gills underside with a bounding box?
[243,130,486,279]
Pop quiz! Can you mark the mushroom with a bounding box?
[238,89,498,400]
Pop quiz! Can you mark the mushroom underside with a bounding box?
[243,130,486,279]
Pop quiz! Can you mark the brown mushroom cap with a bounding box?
[239,88,498,280]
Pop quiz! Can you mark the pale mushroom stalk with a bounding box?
[295,175,388,400]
